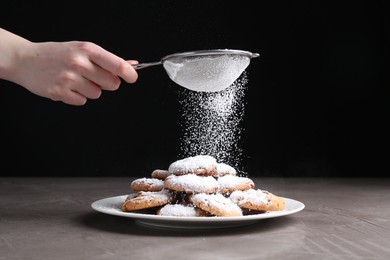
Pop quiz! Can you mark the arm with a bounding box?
[0,28,138,106]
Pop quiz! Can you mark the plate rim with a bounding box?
[91,194,305,223]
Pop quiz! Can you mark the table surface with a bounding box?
[1,177,389,260]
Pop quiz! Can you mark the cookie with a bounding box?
[164,174,218,194]
[157,204,210,217]
[151,169,172,180]
[130,177,164,192]
[121,190,173,212]
[214,162,237,177]
[217,175,255,194]
[229,189,286,211]
[168,155,217,176]
[191,193,243,217]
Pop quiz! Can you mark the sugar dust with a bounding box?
[177,72,248,176]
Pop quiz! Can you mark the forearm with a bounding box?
[0,27,32,83]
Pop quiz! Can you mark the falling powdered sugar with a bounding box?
[178,72,248,175]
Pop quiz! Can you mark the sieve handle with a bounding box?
[251,53,260,58]
[131,61,162,70]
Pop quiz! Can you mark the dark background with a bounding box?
[0,0,388,177]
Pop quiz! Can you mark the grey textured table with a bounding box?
[1,177,389,260]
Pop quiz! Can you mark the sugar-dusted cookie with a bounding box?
[164,174,218,194]
[213,162,237,177]
[217,175,255,194]
[191,193,243,217]
[229,189,286,211]
[130,177,164,192]
[157,204,210,217]
[168,155,217,176]
[151,169,172,180]
[121,190,173,212]
[121,154,289,217]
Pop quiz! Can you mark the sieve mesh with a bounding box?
[163,54,250,92]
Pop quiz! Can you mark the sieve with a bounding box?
[132,49,260,92]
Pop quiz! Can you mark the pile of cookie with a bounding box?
[121,155,286,217]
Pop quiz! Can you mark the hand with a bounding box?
[0,28,138,105]
[15,41,139,106]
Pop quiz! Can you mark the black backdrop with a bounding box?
[0,1,388,177]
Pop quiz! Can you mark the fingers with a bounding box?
[62,91,88,106]
[127,60,139,65]
[86,43,139,84]
[48,71,103,106]
[49,84,89,106]
[75,77,103,99]
[61,43,139,105]
[49,42,139,106]
[74,56,122,91]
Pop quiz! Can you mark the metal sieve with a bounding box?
[132,49,260,92]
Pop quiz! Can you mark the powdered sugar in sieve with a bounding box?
[163,54,251,92]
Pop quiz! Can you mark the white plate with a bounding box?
[91,195,305,229]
